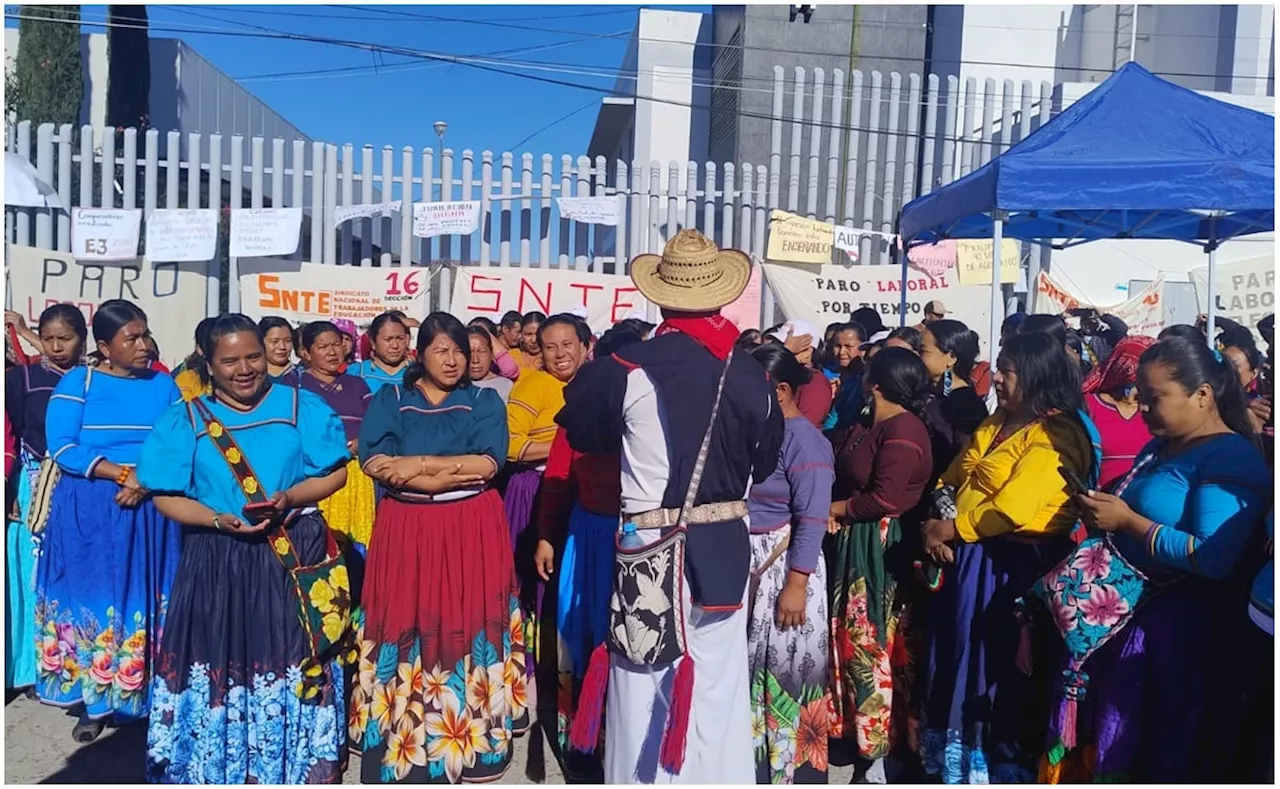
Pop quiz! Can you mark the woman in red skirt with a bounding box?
[352,312,530,784]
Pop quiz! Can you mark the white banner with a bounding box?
[145,209,219,262]
[230,207,302,258]
[763,262,994,357]
[450,267,648,333]
[6,245,207,365]
[557,196,620,227]
[239,262,431,326]
[333,200,403,227]
[1189,256,1275,339]
[72,208,143,262]
[1033,269,1166,337]
[413,201,481,238]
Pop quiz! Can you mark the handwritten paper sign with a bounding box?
[955,239,1020,285]
[765,210,833,265]
[71,208,143,262]
[413,201,481,238]
[240,262,430,325]
[903,239,957,278]
[557,196,620,227]
[333,200,403,227]
[6,245,207,365]
[145,209,219,262]
[450,267,649,332]
[230,207,302,258]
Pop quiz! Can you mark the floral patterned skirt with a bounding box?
[349,491,531,784]
[6,453,40,689]
[35,474,180,721]
[747,529,832,784]
[146,513,345,784]
[827,517,902,761]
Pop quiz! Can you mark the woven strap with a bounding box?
[630,500,748,530]
[676,347,735,530]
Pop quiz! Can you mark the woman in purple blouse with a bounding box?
[745,343,836,784]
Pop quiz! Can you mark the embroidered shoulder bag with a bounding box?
[189,394,351,700]
[29,365,94,534]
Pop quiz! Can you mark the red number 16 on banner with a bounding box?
[384,270,424,298]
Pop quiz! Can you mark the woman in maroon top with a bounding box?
[825,347,933,782]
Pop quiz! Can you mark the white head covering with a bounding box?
[568,306,589,319]
[767,319,818,344]
[624,308,648,322]
[860,329,892,349]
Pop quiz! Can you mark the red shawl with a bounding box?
[1082,335,1154,394]
[654,312,739,361]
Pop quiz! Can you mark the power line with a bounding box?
[507,100,600,150]
[180,4,641,24]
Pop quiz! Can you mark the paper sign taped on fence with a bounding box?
[557,196,620,227]
[903,239,957,278]
[1033,269,1166,337]
[766,210,833,265]
[71,208,143,262]
[239,262,431,326]
[230,207,303,258]
[333,201,403,227]
[763,262,994,357]
[6,245,206,365]
[145,209,219,262]
[450,267,649,333]
[831,225,868,261]
[413,201,481,238]
[1189,255,1275,337]
[955,239,1020,285]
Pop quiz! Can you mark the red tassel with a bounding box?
[1060,697,1078,750]
[568,644,610,753]
[658,655,695,775]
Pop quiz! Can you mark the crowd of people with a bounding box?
[3,227,1274,785]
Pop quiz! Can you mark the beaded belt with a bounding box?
[627,500,748,530]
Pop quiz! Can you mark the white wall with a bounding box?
[631,9,704,190]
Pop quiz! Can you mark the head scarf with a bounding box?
[1082,335,1154,395]
[332,318,360,361]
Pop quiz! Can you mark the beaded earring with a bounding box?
[943,368,953,396]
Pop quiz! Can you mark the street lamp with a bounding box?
[432,121,447,201]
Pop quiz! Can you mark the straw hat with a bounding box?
[629,229,752,313]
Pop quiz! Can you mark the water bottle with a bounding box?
[618,522,644,550]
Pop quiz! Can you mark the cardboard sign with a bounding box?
[955,239,1020,285]
[450,267,649,332]
[1189,256,1275,339]
[230,208,303,258]
[413,201,482,238]
[71,208,143,262]
[1033,269,1165,337]
[239,262,431,325]
[6,245,207,365]
[145,209,219,262]
[765,210,833,265]
[763,262,993,357]
[557,196,620,227]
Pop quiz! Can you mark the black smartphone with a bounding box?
[1059,466,1089,496]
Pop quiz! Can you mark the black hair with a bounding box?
[199,314,264,392]
[538,314,592,347]
[522,311,547,328]
[834,320,867,344]
[1221,337,1263,373]
[1217,326,1256,355]
[736,328,764,349]
[404,312,471,390]
[500,311,523,329]
[1001,312,1027,341]
[1018,313,1068,348]
[466,324,494,351]
[1158,323,1205,342]
[887,326,922,354]
[824,322,843,338]
[257,315,292,337]
[469,316,499,336]
[850,308,884,337]
[1140,336,1256,442]
[299,321,342,351]
[178,316,216,386]
[998,332,1083,417]
[38,304,88,343]
[614,317,655,338]
[369,311,410,342]
[1257,314,1274,347]
[1065,328,1084,355]
[865,346,930,415]
[91,299,148,346]
[925,319,979,381]
[749,342,813,391]
[595,325,645,358]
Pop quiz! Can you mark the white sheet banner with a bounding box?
[239,262,431,326]
[1189,256,1275,339]
[230,207,302,258]
[450,267,648,333]
[1033,269,1166,337]
[557,196,620,227]
[6,245,207,365]
[145,209,219,262]
[72,208,143,262]
[763,262,994,357]
[333,200,403,227]
[413,201,481,238]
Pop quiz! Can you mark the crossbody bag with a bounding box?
[29,365,93,534]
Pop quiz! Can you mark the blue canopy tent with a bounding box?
[897,62,1275,349]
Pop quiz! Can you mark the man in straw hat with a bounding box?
[557,229,784,783]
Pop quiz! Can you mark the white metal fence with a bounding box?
[5,65,1058,319]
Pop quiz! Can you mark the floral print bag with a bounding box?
[189,396,351,700]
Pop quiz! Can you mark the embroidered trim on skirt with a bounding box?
[6,452,40,688]
[35,474,180,721]
[146,512,345,784]
[349,490,531,784]
[747,529,833,784]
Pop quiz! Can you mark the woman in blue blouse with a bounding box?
[37,300,183,742]
[354,311,412,394]
[4,304,87,694]
[1042,336,1271,782]
[137,313,350,783]
[350,312,529,784]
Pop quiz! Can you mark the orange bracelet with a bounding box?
[116,467,132,485]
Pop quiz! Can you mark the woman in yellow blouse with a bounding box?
[914,331,1095,784]
[503,314,591,680]
[173,318,215,402]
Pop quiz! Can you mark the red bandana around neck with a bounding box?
[655,313,739,360]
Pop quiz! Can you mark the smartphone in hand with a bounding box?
[242,501,276,521]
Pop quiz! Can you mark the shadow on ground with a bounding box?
[38,723,147,784]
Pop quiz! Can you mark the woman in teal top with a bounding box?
[137,313,350,784]
[354,311,411,394]
[1044,336,1271,783]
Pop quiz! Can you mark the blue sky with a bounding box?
[6,4,704,157]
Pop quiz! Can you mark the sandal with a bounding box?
[71,718,105,743]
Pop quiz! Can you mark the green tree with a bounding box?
[12,6,84,127]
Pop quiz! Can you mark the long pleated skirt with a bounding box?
[6,453,39,689]
[318,457,377,551]
[35,474,181,721]
[748,529,833,784]
[145,513,346,784]
[503,468,543,678]
[349,491,531,784]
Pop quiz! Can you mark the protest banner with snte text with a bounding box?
[450,267,649,333]
[1032,269,1165,337]
[239,262,431,326]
